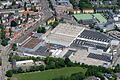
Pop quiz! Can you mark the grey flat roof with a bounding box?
[26,46,52,56]
[87,53,111,62]
[63,50,76,58]
[71,39,109,51]
[79,30,112,43]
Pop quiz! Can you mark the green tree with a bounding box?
[6,70,13,77]
[9,28,12,36]
[38,65,45,71]
[37,27,46,33]
[1,27,5,40]
[17,67,24,73]
[11,20,18,27]
[50,21,59,29]
[0,58,2,66]
[1,39,8,46]
[71,72,85,80]
[12,43,17,51]
[45,61,56,70]
[114,64,120,73]
[64,58,74,67]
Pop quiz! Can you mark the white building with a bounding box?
[16,60,34,67]
[45,23,85,47]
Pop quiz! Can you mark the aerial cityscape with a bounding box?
[0,0,120,80]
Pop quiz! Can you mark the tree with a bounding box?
[9,28,12,36]
[1,39,8,46]
[45,62,56,70]
[12,43,17,51]
[0,58,2,66]
[11,20,18,27]
[50,21,59,29]
[12,0,16,5]
[29,66,37,72]
[64,58,74,67]
[71,72,85,80]
[89,23,95,29]
[114,64,120,73]
[6,70,13,77]
[17,67,24,73]
[95,26,100,30]
[37,27,46,33]
[38,65,45,71]
[24,2,27,11]
[85,67,98,77]
[55,58,65,68]
[1,27,5,40]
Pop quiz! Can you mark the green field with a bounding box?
[93,13,107,23]
[73,13,107,23]
[73,14,93,21]
[11,67,87,80]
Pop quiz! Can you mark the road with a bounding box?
[14,0,53,43]
[0,0,54,79]
[0,44,12,80]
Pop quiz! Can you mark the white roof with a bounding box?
[16,60,34,65]
[111,40,119,45]
[45,23,85,46]
[51,23,84,37]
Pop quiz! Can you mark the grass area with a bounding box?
[11,67,87,80]
[73,14,93,21]
[73,13,107,23]
[93,13,107,23]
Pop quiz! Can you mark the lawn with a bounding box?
[93,13,107,23]
[73,14,93,21]
[11,67,87,80]
[73,13,107,23]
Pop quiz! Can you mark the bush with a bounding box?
[1,39,8,46]
[37,27,46,33]
[6,70,13,77]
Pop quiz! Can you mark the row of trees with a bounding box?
[0,24,8,46]
[9,55,42,62]
[6,57,74,77]
[6,57,120,79]
[6,65,45,77]
[0,58,2,66]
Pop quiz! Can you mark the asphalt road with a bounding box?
[0,0,54,80]
[0,44,12,80]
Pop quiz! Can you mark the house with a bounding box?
[67,9,81,14]
[95,8,111,13]
[46,17,56,25]
[83,9,94,14]
[52,0,73,15]
[115,8,120,12]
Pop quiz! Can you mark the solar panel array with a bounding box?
[26,46,52,56]
[71,39,109,51]
[63,50,77,58]
[87,53,111,62]
[79,30,112,43]
[82,19,97,24]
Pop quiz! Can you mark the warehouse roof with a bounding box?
[45,23,85,46]
[78,30,112,43]
[51,23,85,37]
[22,37,42,49]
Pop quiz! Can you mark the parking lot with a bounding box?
[69,50,108,66]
